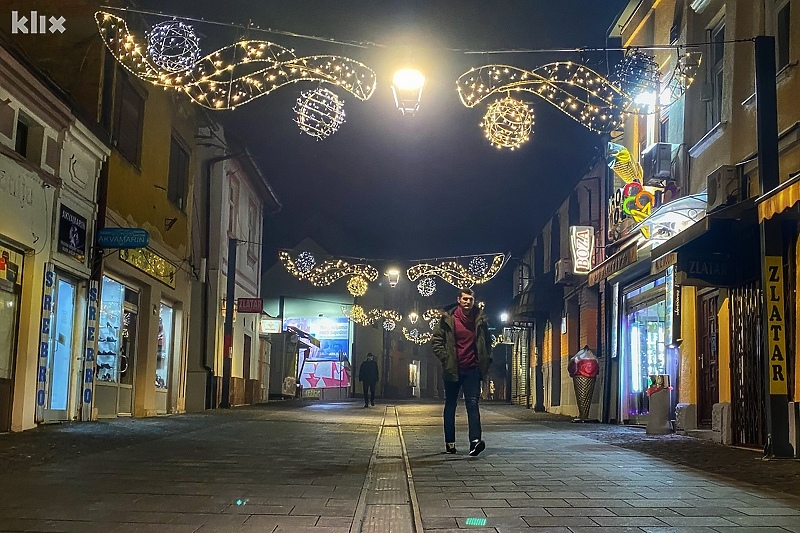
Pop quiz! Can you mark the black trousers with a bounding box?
[362,382,376,405]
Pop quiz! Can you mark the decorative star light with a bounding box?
[407,253,507,289]
[295,87,346,139]
[96,12,377,110]
[146,19,201,72]
[346,276,368,297]
[417,277,436,297]
[280,251,378,287]
[402,327,433,345]
[481,96,534,149]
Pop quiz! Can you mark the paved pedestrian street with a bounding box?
[2,401,800,533]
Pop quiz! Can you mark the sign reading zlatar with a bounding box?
[764,256,787,394]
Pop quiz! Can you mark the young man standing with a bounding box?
[431,289,492,456]
[358,352,379,407]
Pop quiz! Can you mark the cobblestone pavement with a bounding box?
[0,399,799,532]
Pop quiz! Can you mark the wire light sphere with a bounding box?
[294,87,346,140]
[468,256,489,277]
[295,251,316,274]
[383,319,396,331]
[610,49,661,111]
[428,318,439,330]
[146,19,201,73]
[347,276,368,297]
[481,96,534,150]
[417,277,436,297]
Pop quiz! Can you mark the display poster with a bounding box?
[284,316,349,361]
[57,204,87,262]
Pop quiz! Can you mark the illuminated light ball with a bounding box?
[468,256,488,278]
[147,20,201,72]
[428,318,439,330]
[481,96,534,150]
[383,319,396,331]
[417,277,436,297]
[294,87,346,140]
[296,251,316,274]
[350,305,367,324]
[347,276,368,297]
[609,49,660,103]
[409,328,420,338]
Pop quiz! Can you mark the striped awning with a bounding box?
[758,172,800,222]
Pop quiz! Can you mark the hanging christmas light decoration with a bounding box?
[468,256,489,277]
[95,12,377,110]
[146,19,202,72]
[481,96,534,149]
[402,327,433,345]
[458,62,624,133]
[422,309,443,322]
[407,253,507,289]
[383,319,396,331]
[342,306,402,327]
[609,49,661,113]
[428,318,439,330]
[417,277,436,297]
[295,251,316,274]
[346,275,368,297]
[294,87,346,140]
[280,251,378,287]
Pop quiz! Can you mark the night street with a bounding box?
[2,401,800,532]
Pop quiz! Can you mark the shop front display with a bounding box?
[618,274,677,424]
[95,276,138,417]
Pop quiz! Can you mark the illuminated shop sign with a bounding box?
[569,226,595,274]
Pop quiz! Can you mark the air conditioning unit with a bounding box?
[554,258,573,285]
[706,165,740,212]
[641,142,673,185]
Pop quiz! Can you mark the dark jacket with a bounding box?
[359,358,379,383]
[431,304,492,382]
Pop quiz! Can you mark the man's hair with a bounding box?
[367,352,374,357]
[459,288,475,298]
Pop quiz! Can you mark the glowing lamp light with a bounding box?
[391,68,425,115]
[385,269,401,287]
[500,312,509,323]
[408,311,419,324]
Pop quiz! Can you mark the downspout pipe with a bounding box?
[202,151,245,409]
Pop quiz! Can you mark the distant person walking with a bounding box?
[358,352,379,408]
[432,288,492,456]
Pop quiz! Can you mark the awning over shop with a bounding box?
[651,198,759,287]
[512,271,561,320]
[757,172,800,222]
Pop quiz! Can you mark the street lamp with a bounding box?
[385,268,401,287]
[500,312,509,323]
[391,68,425,115]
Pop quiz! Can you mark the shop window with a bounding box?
[776,0,791,71]
[113,75,145,166]
[14,120,27,157]
[14,115,44,165]
[98,277,125,383]
[707,19,725,130]
[156,304,174,390]
[167,135,190,211]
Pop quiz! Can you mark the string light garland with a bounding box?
[146,19,201,72]
[95,12,377,110]
[481,96,534,149]
[407,253,507,289]
[295,87,346,139]
[346,276,368,297]
[417,277,436,297]
[280,251,378,287]
[428,318,440,330]
[402,327,433,345]
[342,305,402,327]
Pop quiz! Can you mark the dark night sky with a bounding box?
[137,0,629,313]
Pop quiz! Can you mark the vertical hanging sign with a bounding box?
[35,263,55,422]
[764,256,787,395]
[81,280,99,421]
[569,226,595,274]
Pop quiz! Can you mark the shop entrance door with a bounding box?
[0,279,20,432]
[696,289,719,427]
[117,305,138,415]
[45,277,77,422]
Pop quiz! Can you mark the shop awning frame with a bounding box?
[757,171,800,222]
